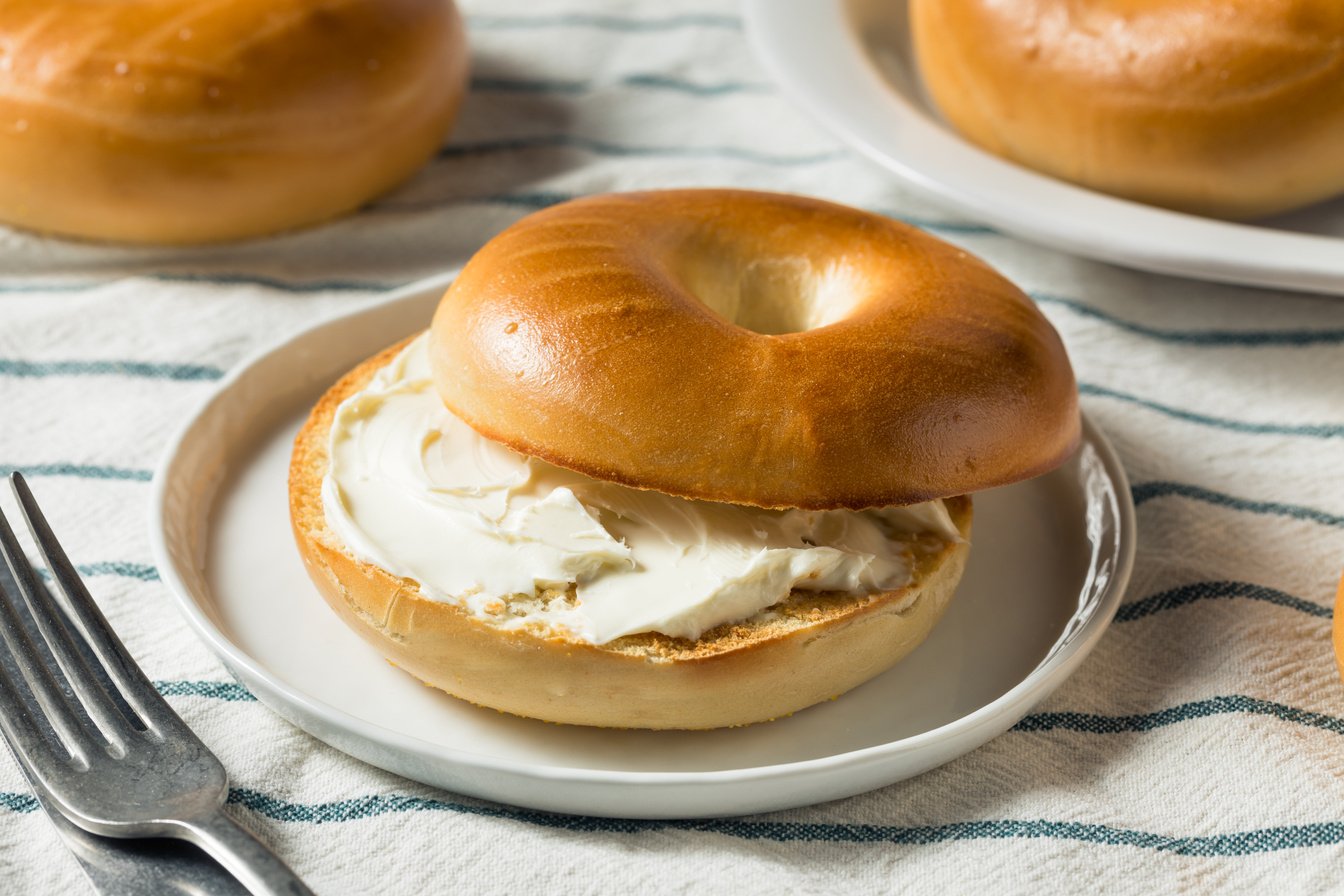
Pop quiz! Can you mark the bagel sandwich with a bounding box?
[289,190,1081,729]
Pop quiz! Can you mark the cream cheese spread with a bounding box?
[322,334,963,644]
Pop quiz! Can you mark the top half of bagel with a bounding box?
[430,190,1080,510]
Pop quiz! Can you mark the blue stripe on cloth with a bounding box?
[436,134,847,165]
[1081,382,1344,438]
[362,191,570,214]
[0,273,389,295]
[4,463,152,482]
[1,792,38,813]
[470,190,576,210]
[35,562,161,583]
[153,680,256,702]
[1014,696,1344,737]
[218,788,1344,855]
[466,13,741,31]
[77,562,160,582]
[1116,581,1331,622]
[1132,482,1344,529]
[621,74,770,95]
[112,272,388,292]
[1034,294,1344,347]
[868,207,998,236]
[899,220,997,236]
[470,74,770,96]
[0,358,223,381]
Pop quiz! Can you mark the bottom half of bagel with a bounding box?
[288,348,973,730]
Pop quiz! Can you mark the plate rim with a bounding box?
[743,0,1344,296]
[148,276,1137,804]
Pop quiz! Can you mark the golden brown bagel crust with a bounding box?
[290,340,973,729]
[430,190,1079,510]
[0,0,467,244]
[910,0,1344,219]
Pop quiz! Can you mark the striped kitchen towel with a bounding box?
[1,1,1343,893]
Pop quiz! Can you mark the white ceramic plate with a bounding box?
[745,0,1344,296]
[150,276,1136,819]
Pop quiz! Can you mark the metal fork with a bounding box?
[0,473,314,896]
[0,553,248,895]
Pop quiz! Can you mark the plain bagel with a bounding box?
[430,189,1080,510]
[0,0,467,244]
[910,0,1344,218]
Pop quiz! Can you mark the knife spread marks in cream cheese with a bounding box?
[322,334,963,644]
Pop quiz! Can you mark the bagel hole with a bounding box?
[679,256,866,335]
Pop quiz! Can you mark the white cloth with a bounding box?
[3,2,1344,893]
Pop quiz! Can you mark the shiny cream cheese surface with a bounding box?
[322,334,963,644]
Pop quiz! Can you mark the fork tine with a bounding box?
[0,488,142,751]
[16,552,144,734]
[0,632,76,770]
[10,473,180,735]
[0,558,90,764]
[0,551,101,766]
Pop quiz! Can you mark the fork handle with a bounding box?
[178,810,316,896]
